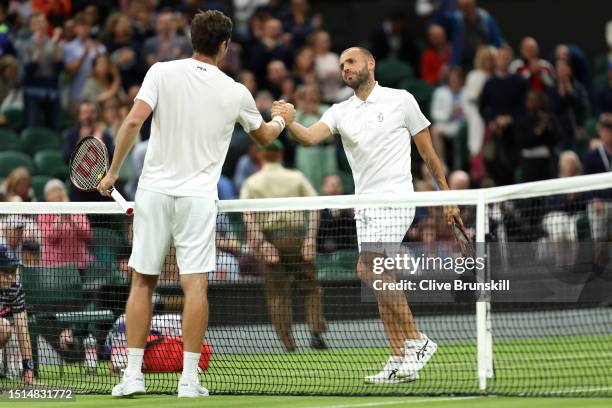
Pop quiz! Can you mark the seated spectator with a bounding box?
[509,36,554,92]
[142,10,191,68]
[0,245,34,385]
[236,69,257,96]
[82,54,124,104]
[0,215,28,264]
[312,30,350,103]
[0,55,23,118]
[448,0,502,70]
[265,59,290,99]
[515,90,560,182]
[1,167,34,202]
[63,100,115,202]
[316,173,357,253]
[594,61,612,115]
[38,178,94,270]
[293,46,317,85]
[430,67,465,169]
[21,240,40,267]
[19,12,63,130]
[548,58,590,151]
[233,141,261,192]
[248,17,293,84]
[370,11,419,71]
[103,13,145,90]
[420,24,451,85]
[448,170,471,190]
[462,46,496,180]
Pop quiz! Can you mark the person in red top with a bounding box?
[31,0,72,32]
[509,36,554,92]
[420,24,451,85]
[38,179,94,270]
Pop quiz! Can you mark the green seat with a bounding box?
[398,78,435,116]
[0,150,34,177]
[83,262,129,289]
[33,149,68,178]
[0,128,21,150]
[20,127,62,155]
[20,264,83,313]
[61,108,75,129]
[2,108,23,130]
[31,175,52,201]
[316,249,358,280]
[90,227,127,264]
[376,58,415,88]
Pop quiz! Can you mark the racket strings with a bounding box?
[70,139,108,191]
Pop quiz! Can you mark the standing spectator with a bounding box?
[0,55,22,116]
[370,11,419,71]
[515,90,560,182]
[63,100,114,202]
[594,61,612,115]
[448,0,502,70]
[248,17,293,84]
[103,13,144,90]
[38,179,94,270]
[479,46,527,185]
[241,140,327,352]
[100,96,125,139]
[316,173,357,253]
[233,141,261,192]
[293,46,316,85]
[286,0,321,48]
[420,24,451,85]
[0,245,34,385]
[509,36,554,92]
[1,167,34,202]
[82,54,124,104]
[430,66,465,169]
[554,44,592,93]
[31,0,71,31]
[312,30,349,103]
[19,12,63,130]
[62,14,106,110]
[142,10,191,68]
[548,58,590,151]
[461,45,495,179]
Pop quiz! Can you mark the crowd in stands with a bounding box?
[0,0,610,284]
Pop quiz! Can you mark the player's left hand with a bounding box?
[97,172,118,197]
[302,237,316,262]
[444,205,463,226]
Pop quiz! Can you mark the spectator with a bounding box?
[38,178,94,270]
[63,100,114,202]
[62,14,106,110]
[19,12,63,130]
[233,141,261,192]
[293,83,336,192]
[420,24,451,85]
[430,66,465,169]
[31,0,71,31]
[248,17,293,84]
[554,44,592,93]
[449,0,502,69]
[448,170,471,190]
[594,61,612,115]
[312,30,350,103]
[0,55,22,117]
[217,175,236,200]
[461,45,495,179]
[286,0,321,48]
[100,96,125,139]
[0,245,35,385]
[479,45,527,185]
[21,240,41,267]
[316,173,357,253]
[142,10,191,68]
[241,140,326,352]
[215,213,243,282]
[293,45,316,85]
[370,11,419,71]
[509,36,554,92]
[515,90,560,182]
[82,53,124,104]
[548,58,590,151]
[236,69,257,96]
[0,4,17,56]
[103,13,145,90]
[265,59,289,99]
[0,215,28,263]
[255,89,274,116]
[1,167,34,203]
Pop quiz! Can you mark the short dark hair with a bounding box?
[190,10,233,57]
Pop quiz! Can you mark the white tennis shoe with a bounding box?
[364,356,419,384]
[397,333,437,378]
[111,371,146,397]
[178,378,209,398]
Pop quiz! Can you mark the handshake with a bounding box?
[271,100,296,126]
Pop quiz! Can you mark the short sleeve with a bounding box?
[319,104,338,135]
[135,63,160,110]
[237,85,263,132]
[402,91,431,136]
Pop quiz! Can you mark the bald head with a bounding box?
[339,47,375,90]
[340,47,374,62]
[449,170,471,190]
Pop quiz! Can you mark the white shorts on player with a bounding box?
[355,206,415,252]
[128,189,217,274]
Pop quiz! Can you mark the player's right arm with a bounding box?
[237,85,293,146]
[273,101,334,146]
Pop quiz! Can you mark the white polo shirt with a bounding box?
[135,59,263,198]
[320,83,430,194]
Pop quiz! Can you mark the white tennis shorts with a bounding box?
[355,206,415,252]
[128,189,217,275]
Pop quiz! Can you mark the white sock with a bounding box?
[126,348,144,376]
[181,351,200,383]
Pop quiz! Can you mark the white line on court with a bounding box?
[324,396,481,408]
[538,385,612,395]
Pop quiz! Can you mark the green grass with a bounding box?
[1,334,611,398]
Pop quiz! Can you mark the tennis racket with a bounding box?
[451,221,475,259]
[69,136,133,216]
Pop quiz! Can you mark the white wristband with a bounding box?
[272,115,286,132]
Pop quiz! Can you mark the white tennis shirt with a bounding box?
[320,83,430,194]
[135,59,263,198]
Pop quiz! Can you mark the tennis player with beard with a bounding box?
[97,11,292,398]
[273,47,463,384]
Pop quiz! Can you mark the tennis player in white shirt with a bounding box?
[98,10,293,398]
[274,47,463,384]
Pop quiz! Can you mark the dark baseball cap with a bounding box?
[0,245,19,269]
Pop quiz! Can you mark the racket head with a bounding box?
[451,221,476,259]
[69,136,109,192]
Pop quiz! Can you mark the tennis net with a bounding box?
[0,172,610,396]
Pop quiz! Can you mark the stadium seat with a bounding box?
[33,149,68,179]
[0,128,21,151]
[83,261,129,289]
[31,175,52,201]
[2,108,23,130]
[0,150,35,177]
[91,227,128,264]
[316,250,358,280]
[398,78,435,116]
[375,58,415,88]
[20,127,62,155]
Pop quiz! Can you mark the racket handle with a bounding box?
[110,189,134,216]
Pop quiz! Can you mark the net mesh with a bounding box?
[69,138,108,191]
[0,174,610,396]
